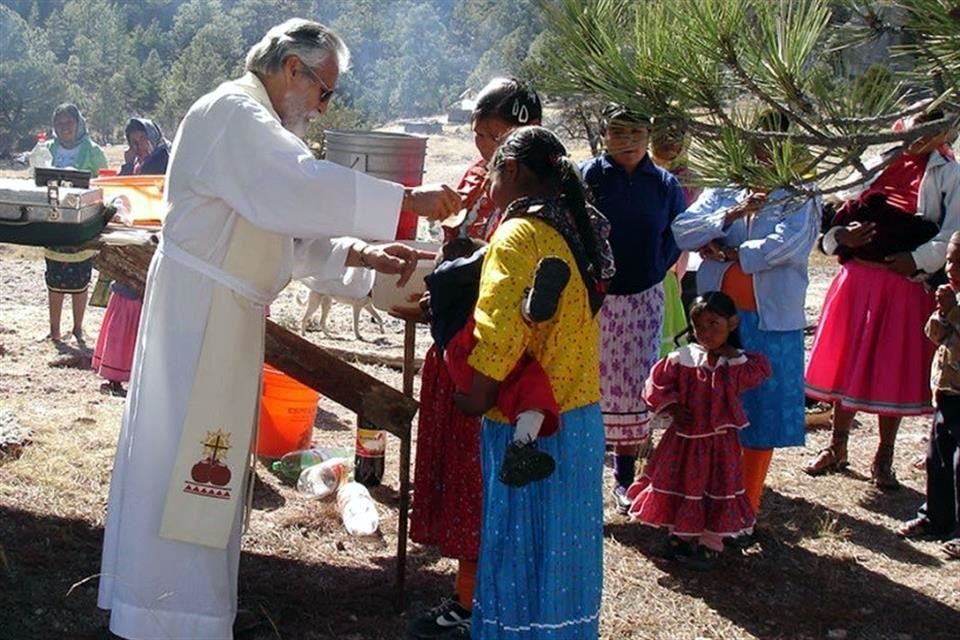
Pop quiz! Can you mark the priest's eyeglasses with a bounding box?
[296,59,335,103]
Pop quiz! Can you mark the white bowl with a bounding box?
[370,241,439,312]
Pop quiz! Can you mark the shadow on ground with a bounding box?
[0,506,452,640]
[605,488,957,639]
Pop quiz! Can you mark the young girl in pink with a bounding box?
[627,291,770,568]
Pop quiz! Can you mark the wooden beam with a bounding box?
[95,243,419,437]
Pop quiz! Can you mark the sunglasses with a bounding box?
[296,58,335,103]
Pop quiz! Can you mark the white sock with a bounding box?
[514,410,545,444]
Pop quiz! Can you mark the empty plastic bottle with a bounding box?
[296,457,351,499]
[336,481,379,536]
[270,447,346,486]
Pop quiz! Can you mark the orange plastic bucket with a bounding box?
[91,175,166,225]
[256,364,320,458]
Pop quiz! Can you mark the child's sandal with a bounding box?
[942,538,960,560]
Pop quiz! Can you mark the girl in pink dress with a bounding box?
[627,291,771,568]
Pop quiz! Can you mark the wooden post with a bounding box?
[394,319,417,611]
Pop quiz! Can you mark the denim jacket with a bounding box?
[672,187,822,332]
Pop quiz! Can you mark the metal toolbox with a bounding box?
[0,177,103,223]
[0,178,106,247]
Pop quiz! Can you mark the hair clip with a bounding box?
[512,100,529,124]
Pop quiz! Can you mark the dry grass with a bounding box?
[1,127,959,639]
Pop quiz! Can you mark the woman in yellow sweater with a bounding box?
[455,126,613,639]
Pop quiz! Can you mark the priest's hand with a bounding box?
[349,241,436,286]
[403,184,461,222]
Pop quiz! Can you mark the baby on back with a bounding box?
[831,192,939,264]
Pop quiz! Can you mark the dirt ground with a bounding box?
[1,127,959,640]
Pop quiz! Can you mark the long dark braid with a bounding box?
[494,126,603,276]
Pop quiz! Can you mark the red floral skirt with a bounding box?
[626,427,755,538]
[410,345,482,561]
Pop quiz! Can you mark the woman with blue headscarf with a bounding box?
[119,118,170,176]
[41,103,108,343]
[92,117,171,396]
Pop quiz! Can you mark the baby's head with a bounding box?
[441,236,487,263]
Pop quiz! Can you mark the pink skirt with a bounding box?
[92,293,142,383]
[805,261,936,416]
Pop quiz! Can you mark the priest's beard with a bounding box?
[281,91,320,138]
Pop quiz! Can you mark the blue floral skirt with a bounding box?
[473,404,604,640]
[44,256,95,293]
[737,311,805,449]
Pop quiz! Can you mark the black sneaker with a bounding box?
[408,596,471,639]
[444,620,471,639]
[523,256,571,323]
[612,485,632,515]
[499,440,556,487]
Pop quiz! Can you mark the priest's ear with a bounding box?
[282,55,301,82]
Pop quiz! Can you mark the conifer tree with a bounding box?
[537,0,959,194]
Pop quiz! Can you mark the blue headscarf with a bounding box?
[124,117,166,147]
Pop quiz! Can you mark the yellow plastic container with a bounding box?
[91,175,166,226]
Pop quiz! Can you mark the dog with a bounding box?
[298,267,385,341]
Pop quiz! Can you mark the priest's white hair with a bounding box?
[245,19,350,75]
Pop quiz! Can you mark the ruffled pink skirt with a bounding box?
[805,260,936,416]
[93,293,142,383]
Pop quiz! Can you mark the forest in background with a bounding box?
[0,0,547,156]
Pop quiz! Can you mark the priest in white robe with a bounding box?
[97,19,459,640]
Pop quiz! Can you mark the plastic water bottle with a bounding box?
[29,133,52,169]
[270,447,342,486]
[336,481,379,536]
[296,457,351,499]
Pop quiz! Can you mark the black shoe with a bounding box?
[612,485,632,515]
[677,544,719,571]
[443,621,471,639]
[724,532,758,550]
[499,440,556,487]
[523,256,571,323]
[660,535,693,560]
[408,596,471,638]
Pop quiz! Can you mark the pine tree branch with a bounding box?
[687,116,956,148]
[717,34,822,138]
